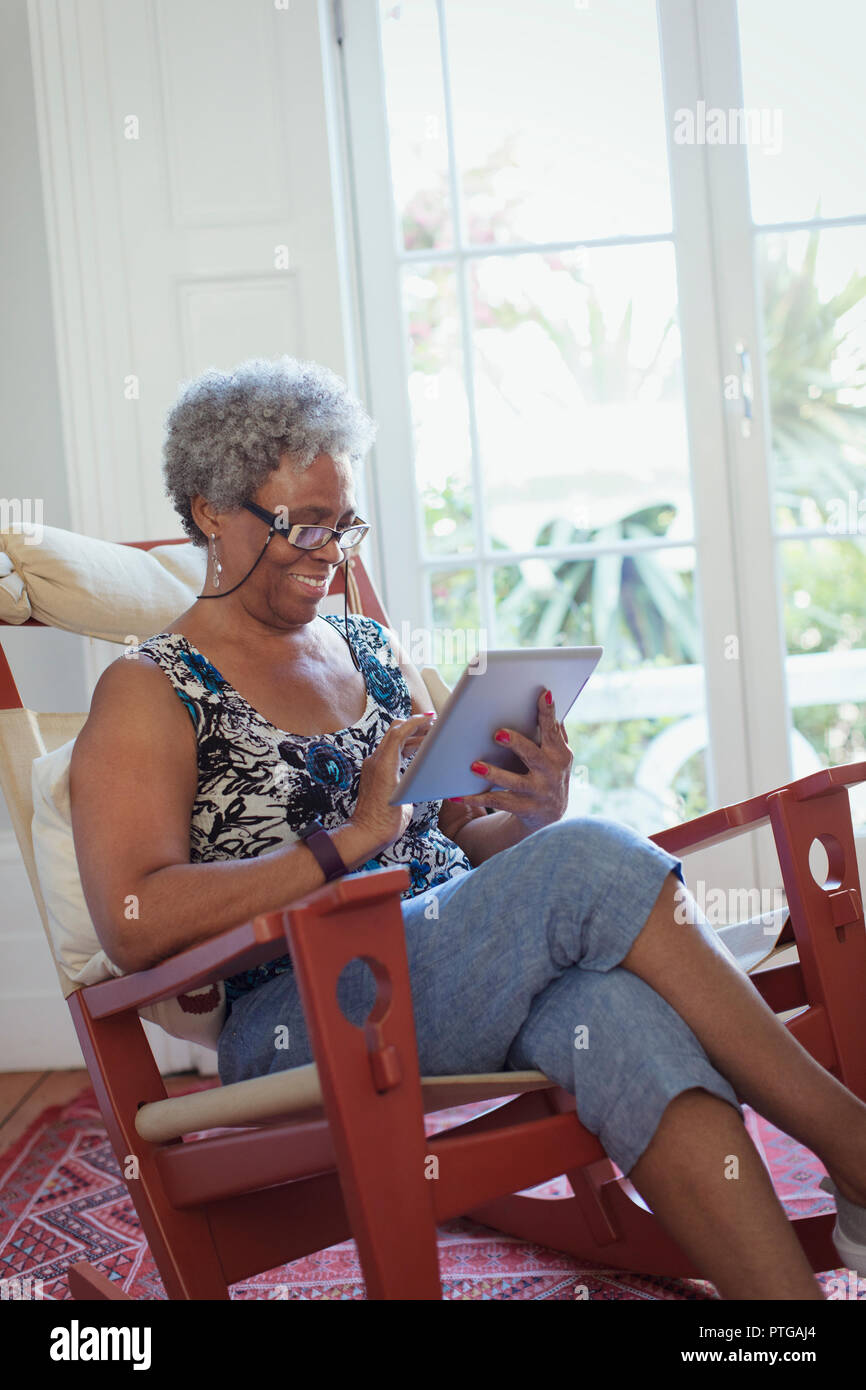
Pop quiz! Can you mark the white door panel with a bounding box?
[23,0,354,1070]
[29,0,353,541]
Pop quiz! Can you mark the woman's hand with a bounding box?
[452,689,573,833]
[349,712,436,852]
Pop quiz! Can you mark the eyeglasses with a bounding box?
[243,500,370,552]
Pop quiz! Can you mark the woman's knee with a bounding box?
[512,817,681,973]
[506,963,737,1142]
[526,816,678,909]
[529,814,647,866]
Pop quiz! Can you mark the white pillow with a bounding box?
[0,524,207,642]
[31,738,226,1048]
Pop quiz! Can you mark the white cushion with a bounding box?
[31,738,226,1048]
[0,524,207,642]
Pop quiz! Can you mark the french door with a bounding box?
[339,0,866,892]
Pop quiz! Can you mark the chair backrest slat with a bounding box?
[0,640,22,709]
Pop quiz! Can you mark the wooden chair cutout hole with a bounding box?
[809,834,845,891]
[336,956,392,1030]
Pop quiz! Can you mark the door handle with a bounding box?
[735,340,753,438]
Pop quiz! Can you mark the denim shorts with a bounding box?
[216,816,744,1176]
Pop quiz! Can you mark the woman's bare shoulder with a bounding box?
[72,648,196,761]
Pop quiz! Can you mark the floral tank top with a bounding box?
[127,613,472,1010]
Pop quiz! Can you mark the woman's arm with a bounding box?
[442,808,535,865]
[69,655,424,974]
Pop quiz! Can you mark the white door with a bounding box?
[29,0,360,547]
[17,0,360,1071]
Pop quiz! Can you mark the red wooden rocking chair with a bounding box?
[2,530,866,1300]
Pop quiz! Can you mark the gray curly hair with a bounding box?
[163,355,378,547]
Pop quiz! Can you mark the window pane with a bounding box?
[470,245,691,547]
[761,228,866,532]
[791,701,866,831]
[780,537,866,827]
[428,566,481,687]
[402,263,475,555]
[445,0,672,244]
[492,549,701,668]
[380,0,453,251]
[566,717,709,832]
[490,550,708,831]
[738,0,866,225]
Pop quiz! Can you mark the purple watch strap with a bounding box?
[299,825,347,882]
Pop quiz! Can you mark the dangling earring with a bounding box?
[210,533,223,589]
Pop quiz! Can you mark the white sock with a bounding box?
[820,1175,866,1245]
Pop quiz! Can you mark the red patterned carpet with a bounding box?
[0,1082,860,1300]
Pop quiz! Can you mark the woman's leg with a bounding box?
[505,963,823,1299]
[620,869,866,1211]
[218,814,708,1083]
[628,1090,824,1300]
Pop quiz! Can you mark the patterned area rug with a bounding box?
[0,1081,856,1300]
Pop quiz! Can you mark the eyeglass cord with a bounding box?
[195,527,362,671]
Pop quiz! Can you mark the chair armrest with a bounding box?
[81,866,410,1020]
[650,794,772,855]
[650,759,866,856]
[788,760,866,801]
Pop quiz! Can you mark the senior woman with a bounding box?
[70,356,866,1301]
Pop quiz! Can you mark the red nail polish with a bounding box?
[449,796,463,802]
[470,761,488,774]
[545,690,553,706]
[494,730,510,743]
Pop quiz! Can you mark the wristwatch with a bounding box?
[296,818,348,882]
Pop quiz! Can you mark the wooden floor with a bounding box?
[0,1070,202,1160]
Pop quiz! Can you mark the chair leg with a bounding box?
[466,1182,840,1280]
[287,882,442,1299]
[430,1089,702,1277]
[462,1093,842,1281]
[769,786,866,1101]
[67,1261,134,1301]
[466,1185,700,1278]
[69,994,231,1300]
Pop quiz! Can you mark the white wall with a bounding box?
[0,0,90,749]
[0,0,95,1068]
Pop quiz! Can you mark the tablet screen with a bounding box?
[389,645,603,805]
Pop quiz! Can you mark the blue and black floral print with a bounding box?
[126,613,472,1007]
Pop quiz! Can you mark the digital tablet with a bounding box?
[388,646,603,805]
